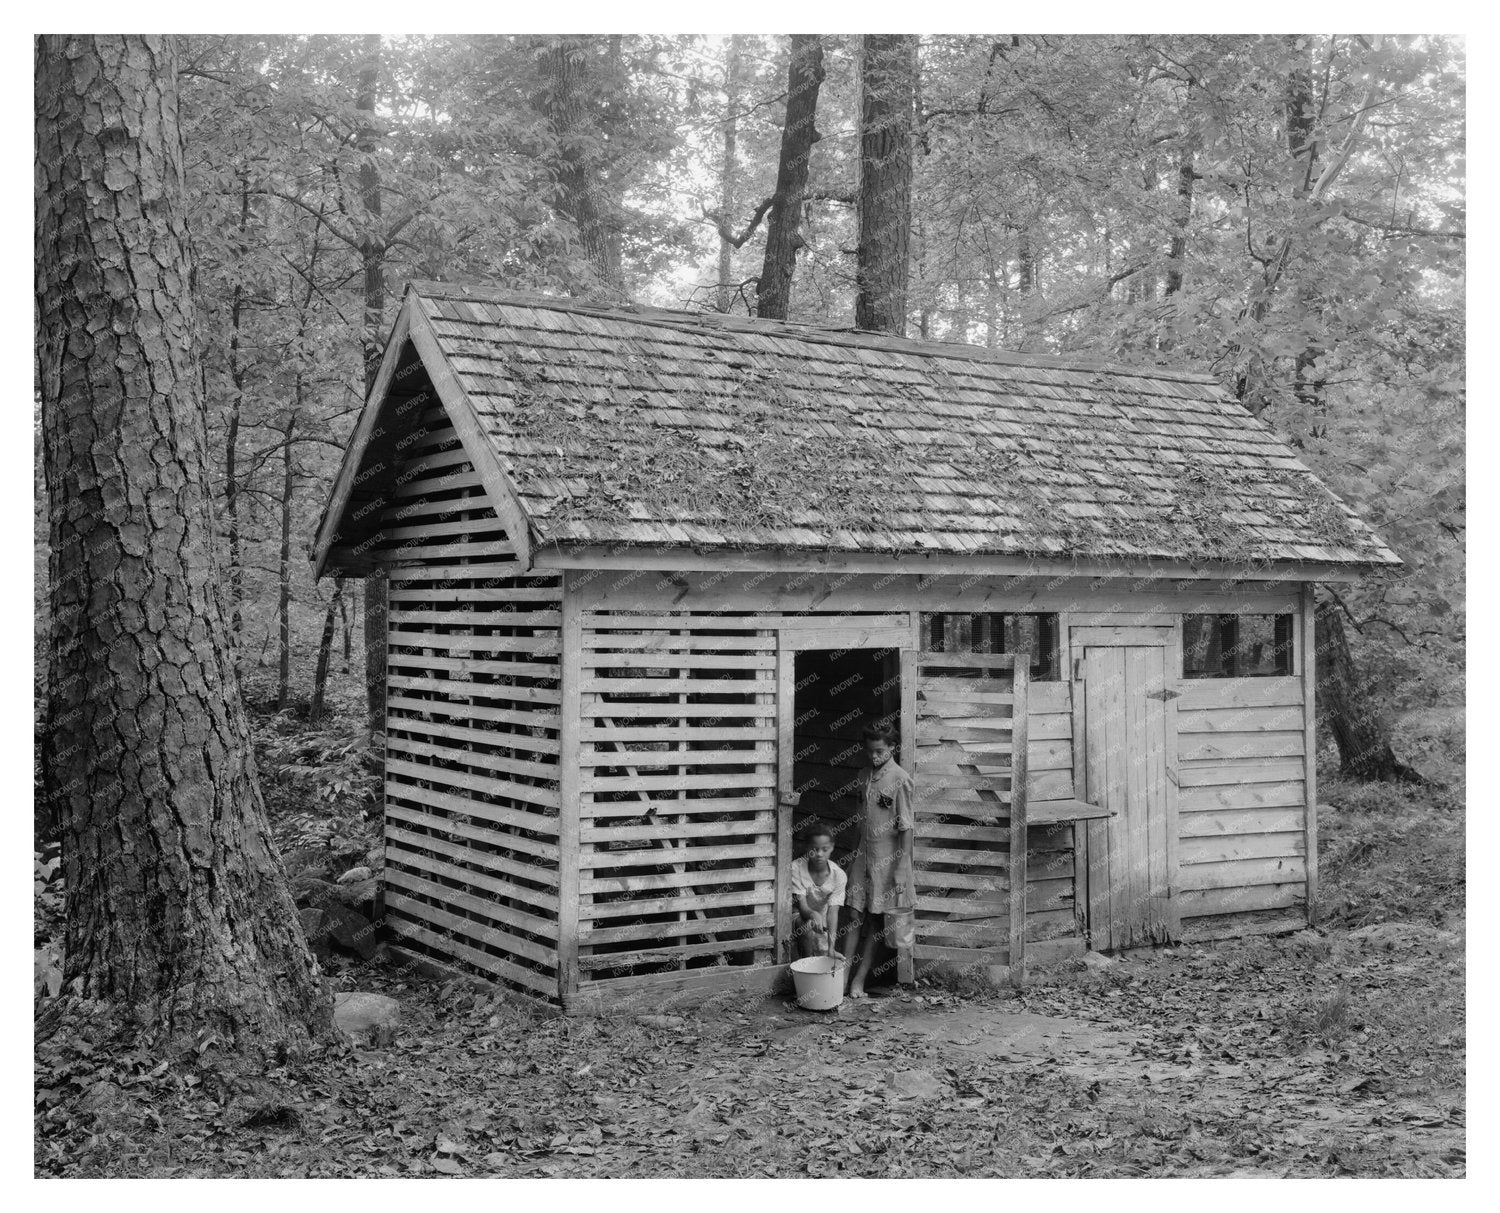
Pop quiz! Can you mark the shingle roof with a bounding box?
[367,281,1399,567]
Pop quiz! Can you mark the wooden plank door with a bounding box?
[1073,627,1180,950]
[902,651,1028,985]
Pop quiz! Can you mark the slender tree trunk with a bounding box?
[1016,224,1041,345]
[854,34,916,335]
[311,575,343,721]
[339,587,351,670]
[716,37,743,312]
[984,242,1001,349]
[757,35,824,320]
[1284,36,1326,411]
[36,33,331,1056]
[276,412,295,711]
[535,36,624,295]
[1314,597,1426,784]
[1164,142,1194,298]
[356,34,387,740]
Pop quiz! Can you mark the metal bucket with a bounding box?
[790,955,845,1011]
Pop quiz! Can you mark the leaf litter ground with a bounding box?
[36,785,1464,1178]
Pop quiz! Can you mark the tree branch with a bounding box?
[702,195,776,249]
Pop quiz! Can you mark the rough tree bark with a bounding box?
[224,173,250,656]
[854,34,916,335]
[535,36,625,295]
[356,34,388,740]
[1315,596,1427,784]
[35,34,332,1055]
[757,35,825,321]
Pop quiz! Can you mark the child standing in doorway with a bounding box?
[790,823,846,960]
[844,721,915,999]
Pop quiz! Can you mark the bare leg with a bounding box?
[849,913,882,999]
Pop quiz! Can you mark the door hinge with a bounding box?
[1145,688,1182,702]
[1072,657,1085,682]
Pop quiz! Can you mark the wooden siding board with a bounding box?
[1301,582,1319,923]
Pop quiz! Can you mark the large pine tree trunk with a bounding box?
[36,34,332,1056]
[757,35,825,321]
[854,34,916,335]
[1314,596,1426,784]
[224,174,250,658]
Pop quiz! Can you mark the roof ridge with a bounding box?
[403,279,1223,386]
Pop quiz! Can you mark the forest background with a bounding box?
[25,25,1468,1179]
[33,31,1461,771]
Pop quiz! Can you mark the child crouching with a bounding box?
[790,823,846,961]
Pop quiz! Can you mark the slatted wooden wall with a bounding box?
[920,615,1081,952]
[908,651,1028,975]
[1024,681,1083,945]
[375,399,564,1002]
[1173,676,1309,931]
[571,612,780,1002]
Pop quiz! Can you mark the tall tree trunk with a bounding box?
[535,36,624,295]
[854,34,916,335]
[716,36,743,313]
[276,412,296,711]
[1164,141,1194,298]
[757,35,825,320]
[1314,597,1426,783]
[35,33,331,1056]
[311,575,343,721]
[356,34,387,740]
[1284,36,1326,411]
[224,173,250,656]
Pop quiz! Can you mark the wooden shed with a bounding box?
[313,281,1398,1011]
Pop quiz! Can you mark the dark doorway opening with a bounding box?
[790,645,902,980]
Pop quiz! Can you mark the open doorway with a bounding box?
[790,645,902,979]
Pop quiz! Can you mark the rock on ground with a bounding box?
[1347,921,1460,956]
[334,992,401,1044]
[886,1068,950,1100]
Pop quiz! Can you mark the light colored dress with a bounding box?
[845,758,916,914]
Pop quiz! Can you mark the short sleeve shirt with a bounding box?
[789,855,847,910]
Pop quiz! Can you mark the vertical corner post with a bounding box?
[556,585,583,1006]
[897,644,918,984]
[1301,581,1319,924]
[1009,659,1029,988]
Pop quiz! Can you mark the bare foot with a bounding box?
[848,984,866,1000]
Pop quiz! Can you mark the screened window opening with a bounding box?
[1183,614,1294,678]
[923,612,1061,681]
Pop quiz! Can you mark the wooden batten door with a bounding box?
[904,651,1028,985]
[1071,625,1181,950]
